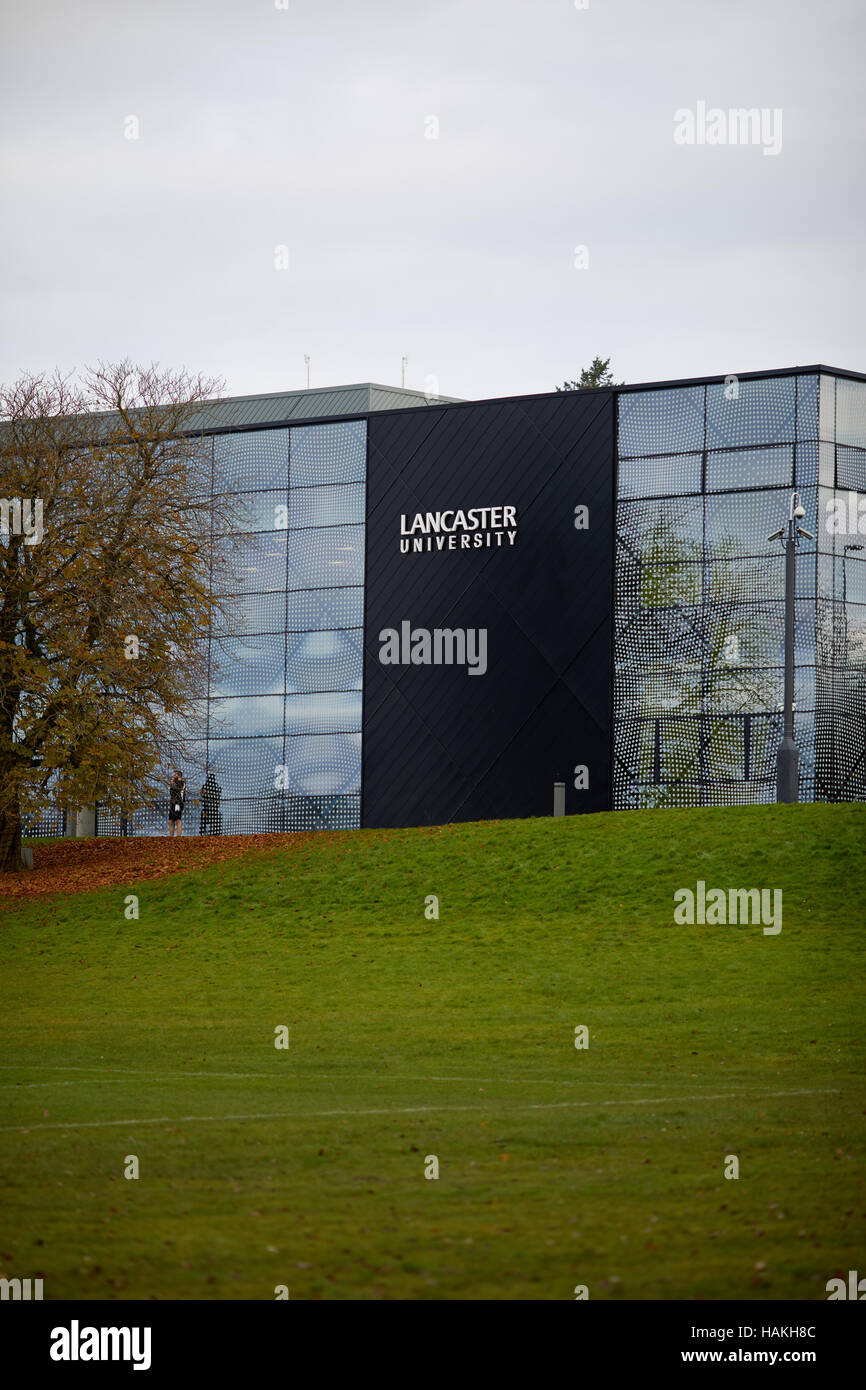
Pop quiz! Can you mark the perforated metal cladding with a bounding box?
[612,372,858,809]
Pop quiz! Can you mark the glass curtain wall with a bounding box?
[613,374,820,808]
[816,375,866,800]
[101,418,366,835]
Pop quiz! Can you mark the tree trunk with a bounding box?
[0,793,23,873]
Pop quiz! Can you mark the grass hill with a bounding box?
[1,803,863,1299]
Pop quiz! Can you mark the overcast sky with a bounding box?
[1,0,863,402]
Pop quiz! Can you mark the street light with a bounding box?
[842,542,864,608]
[767,491,814,803]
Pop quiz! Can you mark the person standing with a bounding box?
[168,769,187,837]
[199,771,222,836]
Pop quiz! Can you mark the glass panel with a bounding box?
[660,719,701,781]
[208,695,284,739]
[215,533,287,594]
[794,711,816,776]
[287,524,365,588]
[612,718,652,781]
[705,604,815,666]
[797,548,818,598]
[162,701,208,744]
[708,555,815,605]
[836,448,866,492]
[820,487,866,550]
[794,666,816,712]
[704,718,745,777]
[627,670,702,715]
[155,742,208,792]
[290,420,367,485]
[708,670,780,715]
[839,559,866,605]
[216,793,361,835]
[289,484,365,528]
[617,496,703,564]
[217,591,286,636]
[230,491,289,535]
[617,386,704,457]
[705,376,796,448]
[705,446,793,492]
[210,633,286,696]
[285,587,364,631]
[835,378,866,449]
[285,629,363,692]
[706,489,816,561]
[818,485,837,555]
[631,561,703,610]
[796,375,819,440]
[817,553,835,600]
[205,736,285,799]
[284,692,362,734]
[616,606,704,673]
[819,375,835,441]
[188,436,214,498]
[280,733,362,794]
[700,783,777,807]
[844,600,866,650]
[617,452,701,499]
[213,429,289,492]
[795,441,818,489]
[819,441,835,489]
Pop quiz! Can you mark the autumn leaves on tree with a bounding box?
[0,361,238,872]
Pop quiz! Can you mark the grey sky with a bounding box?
[1,0,863,401]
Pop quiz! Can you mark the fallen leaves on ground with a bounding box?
[0,834,317,899]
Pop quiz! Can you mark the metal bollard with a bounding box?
[553,782,566,817]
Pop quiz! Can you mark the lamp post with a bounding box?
[842,542,864,608]
[836,543,864,802]
[768,491,814,803]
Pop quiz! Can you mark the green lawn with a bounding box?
[1,804,864,1300]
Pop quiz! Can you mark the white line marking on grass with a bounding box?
[0,1088,839,1133]
[0,1065,675,1088]
[0,1080,134,1089]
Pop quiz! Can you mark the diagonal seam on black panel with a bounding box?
[362,397,612,666]
[363,397,614,814]
[366,606,611,821]
[510,394,610,475]
[360,653,468,770]
[362,578,572,718]
[363,520,612,733]
[369,393,608,552]
[413,525,611,685]
[401,403,611,623]
[446,671,609,824]
[362,592,608,759]
[366,412,449,521]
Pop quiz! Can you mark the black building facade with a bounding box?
[363,389,613,825]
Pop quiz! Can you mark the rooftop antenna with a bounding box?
[304,355,311,390]
[401,355,408,389]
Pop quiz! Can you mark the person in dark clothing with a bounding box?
[199,771,222,836]
[168,769,187,837]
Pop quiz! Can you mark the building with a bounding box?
[88,365,865,836]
